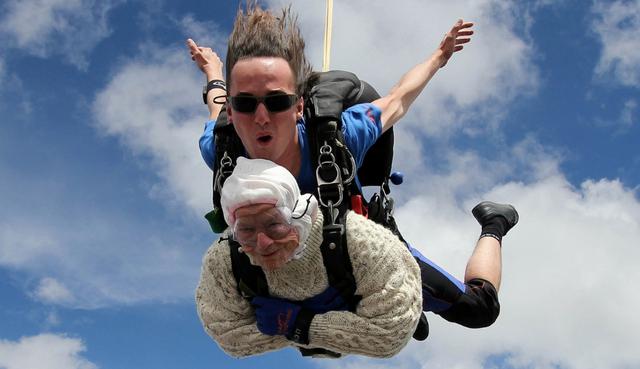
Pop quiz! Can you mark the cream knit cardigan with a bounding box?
[196,210,422,358]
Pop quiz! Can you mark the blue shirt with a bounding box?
[199,103,382,194]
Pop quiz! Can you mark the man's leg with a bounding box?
[464,236,502,290]
[411,249,500,328]
[465,201,519,291]
[412,201,518,328]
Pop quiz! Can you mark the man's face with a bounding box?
[228,57,303,170]
[233,203,299,271]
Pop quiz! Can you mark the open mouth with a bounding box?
[256,134,273,144]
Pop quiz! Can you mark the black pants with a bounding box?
[410,246,500,328]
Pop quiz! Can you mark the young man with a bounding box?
[190,8,473,193]
[189,4,517,330]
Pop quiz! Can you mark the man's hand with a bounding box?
[438,19,474,68]
[186,38,224,81]
[252,296,302,336]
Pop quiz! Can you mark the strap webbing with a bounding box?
[228,238,269,299]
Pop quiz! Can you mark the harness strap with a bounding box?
[319,204,362,310]
[206,106,245,233]
[228,238,269,299]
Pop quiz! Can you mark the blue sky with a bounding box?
[1,0,639,368]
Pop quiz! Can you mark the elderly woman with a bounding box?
[196,157,423,358]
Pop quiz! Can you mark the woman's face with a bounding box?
[233,203,299,270]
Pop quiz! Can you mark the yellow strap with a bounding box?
[322,0,333,72]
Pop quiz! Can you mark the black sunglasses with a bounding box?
[229,94,299,113]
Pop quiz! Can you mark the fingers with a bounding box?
[186,38,198,52]
[453,20,474,29]
[186,38,215,56]
[451,20,474,35]
[187,40,223,66]
[187,39,200,61]
[450,19,474,46]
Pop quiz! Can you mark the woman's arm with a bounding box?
[303,213,423,357]
[195,239,289,357]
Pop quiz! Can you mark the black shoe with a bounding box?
[472,201,519,234]
[413,312,429,341]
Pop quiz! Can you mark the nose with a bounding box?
[255,232,274,250]
[254,101,270,126]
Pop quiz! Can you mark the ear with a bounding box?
[226,104,233,124]
[296,97,304,119]
[289,226,301,245]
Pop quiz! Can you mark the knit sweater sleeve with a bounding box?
[195,237,288,357]
[305,212,423,357]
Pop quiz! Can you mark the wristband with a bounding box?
[202,79,226,104]
[286,308,315,345]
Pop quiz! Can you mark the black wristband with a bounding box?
[202,79,226,104]
[286,308,315,345]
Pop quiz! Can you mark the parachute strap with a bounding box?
[319,204,362,311]
[213,152,234,199]
[228,238,269,299]
[207,106,245,233]
[226,204,360,314]
[315,139,356,209]
[205,151,237,233]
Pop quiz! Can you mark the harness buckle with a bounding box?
[316,143,344,208]
[323,200,344,235]
[214,152,235,200]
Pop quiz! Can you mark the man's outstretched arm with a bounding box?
[187,38,226,121]
[373,19,474,132]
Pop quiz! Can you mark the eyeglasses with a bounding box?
[229,94,298,113]
[232,208,294,247]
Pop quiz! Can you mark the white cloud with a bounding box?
[270,0,539,136]
[0,208,208,308]
[0,0,121,70]
[592,0,640,87]
[1,39,225,309]
[33,277,74,305]
[179,14,228,54]
[92,43,212,216]
[0,222,61,267]
[2,39,229,309]
[0,334,97,369]
[0,158,212,309]
[263,0,541,190]
[313,139,640,369]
